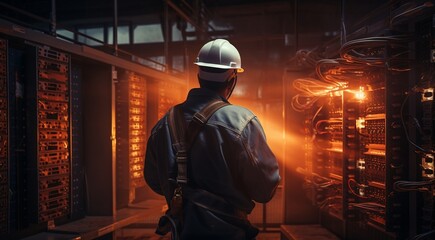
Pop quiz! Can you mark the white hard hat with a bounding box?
[194,39,244,73]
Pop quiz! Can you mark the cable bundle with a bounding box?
[394,179,435,192]
[339,36,410,70]
[350,202,385,213]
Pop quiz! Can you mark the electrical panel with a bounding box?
[413,16,435,237]
[303,94,344,218]
[116,70,147,207]
[348,64,409,237]
[0,38,8,234]
[294,35,411,238]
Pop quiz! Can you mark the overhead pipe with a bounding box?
[0,2,49,23]
[164,1,169,72]
[113,0,118,56]
[294,0,299,50]
[166,0,203,32]
[50,0,56,36]
[341,0,346,45]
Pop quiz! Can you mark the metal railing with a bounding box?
[0,1,184,75]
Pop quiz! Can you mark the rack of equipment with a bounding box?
[116,70,147,207]
[293,32,412,239]
[33,46,71,223]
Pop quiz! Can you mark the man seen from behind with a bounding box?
[144,39,280,240]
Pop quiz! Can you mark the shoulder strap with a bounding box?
[168,99,230,184]
[168,104,186,153]
[186,100,229,148]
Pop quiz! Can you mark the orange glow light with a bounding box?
[354,86,366,101]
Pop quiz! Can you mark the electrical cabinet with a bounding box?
[290,2,435,239]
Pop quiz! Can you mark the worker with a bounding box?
[144,39,280,240]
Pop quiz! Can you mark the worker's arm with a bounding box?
[238,117,281,203]
[144,133,164,195]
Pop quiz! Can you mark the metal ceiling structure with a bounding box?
[3,0,389,101]
[0,0,391,98]
[0,0,387,41]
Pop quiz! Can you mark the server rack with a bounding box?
[0,13,187,237]
[29,45,71,224]
[116,70,147,208]
[1,42,74,238]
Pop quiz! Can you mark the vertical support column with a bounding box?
[0,38,8,235]
[164,1,169,73]
[82,64,115,216]
[111,66,117,217]
[70,64,85,220]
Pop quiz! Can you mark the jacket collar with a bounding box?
[186,88,229,103]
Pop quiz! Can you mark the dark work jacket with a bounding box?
[144,88,280,239]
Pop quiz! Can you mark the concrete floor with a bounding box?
[113,198,281,240]
[115,228,280,240]
[257,232,281,240]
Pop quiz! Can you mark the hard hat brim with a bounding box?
[195,62,244,73]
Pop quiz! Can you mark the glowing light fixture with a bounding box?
[354,86,366,101]
[356,117,365,129]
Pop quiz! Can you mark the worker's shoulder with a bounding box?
[209,104,257,133]
[150,114,168,135]
[217,104,255,116]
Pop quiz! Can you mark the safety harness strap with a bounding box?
[168,105,188,184]
[168,99,230,185]
[161,99,235,239]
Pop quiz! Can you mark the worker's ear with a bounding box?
[227,73,237,87]
[225,75,238,100]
